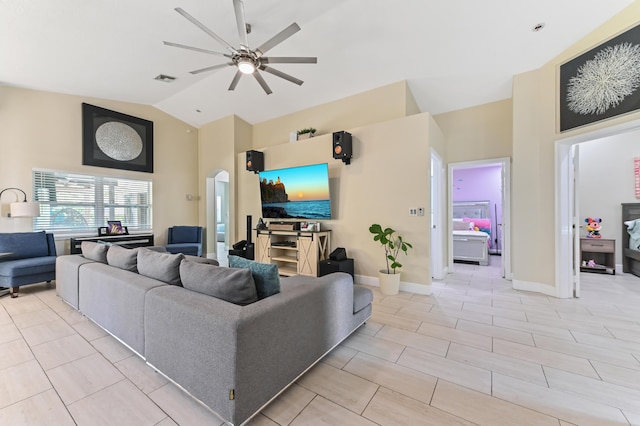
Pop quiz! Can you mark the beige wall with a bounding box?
[512,3,640,290]
[197,115,253,254]
[251,81,418,149]
[0,86,199,252]
[434,99,513,163]
[237,113,439,289]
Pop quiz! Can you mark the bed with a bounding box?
[452,201,491,266]
[622,203,640,278]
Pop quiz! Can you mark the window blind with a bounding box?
[32,169,152,234]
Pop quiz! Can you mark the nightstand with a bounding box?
[580,238,615,275]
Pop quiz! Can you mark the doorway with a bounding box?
[448,158,511,279]
[206,170,230,265]
[556,119,640,298]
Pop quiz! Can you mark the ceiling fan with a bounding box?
[164,0,317,95]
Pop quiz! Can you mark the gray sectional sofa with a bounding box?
[56,244,372,425]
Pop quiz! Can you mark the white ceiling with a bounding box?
[0,0,634,127]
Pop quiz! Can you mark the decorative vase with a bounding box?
[378,270,401,295]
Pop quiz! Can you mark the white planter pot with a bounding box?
[378,270,401,295]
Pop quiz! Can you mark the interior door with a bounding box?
[572,144,581,297]
[430,150,445,279]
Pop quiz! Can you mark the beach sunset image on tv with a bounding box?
[259,163,331,219]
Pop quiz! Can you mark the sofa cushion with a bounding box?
[353,285,374,314]
[165,243,200,256]
[228,255,280,299]
[171,226,200,244]
[137,248,184,286]
[180,260,258,305]
[107,245,138,272]
[184,256,219,266]
[0,256,56,277]
[81,241,108,263]
[0,231,49,260]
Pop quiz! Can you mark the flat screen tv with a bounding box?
[258,163,331,220]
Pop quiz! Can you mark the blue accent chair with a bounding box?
[165,226,203,257]
[0,231,57,298]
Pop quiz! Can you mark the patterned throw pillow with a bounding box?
[228,255,281,299]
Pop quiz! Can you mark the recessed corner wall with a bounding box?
[237,113,439,288]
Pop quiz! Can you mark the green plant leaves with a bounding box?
[370,223,412,274]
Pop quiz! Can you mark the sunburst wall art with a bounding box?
[560,23,640,132]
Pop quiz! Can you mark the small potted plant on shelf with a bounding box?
[369,224,413,295]
[297,127,316,140]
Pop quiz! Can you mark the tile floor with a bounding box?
[2,256,640,425]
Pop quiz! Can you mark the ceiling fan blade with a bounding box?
[260,65,303,86]
[233,0,249,49]
[228,70,243,91]
[174,7,237,54]
[261,56,317,64]
[253,71,273,94]
[255,23,300,56]
[190,63,234,75]
[164,41,231,58]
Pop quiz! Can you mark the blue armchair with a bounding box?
[0,231,57,298]
[165,226,203,257]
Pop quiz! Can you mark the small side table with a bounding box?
[0,252,13,298]
[580,238,615,275]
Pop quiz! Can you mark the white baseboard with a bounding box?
[512,279,560,298]
[355,274,431,295]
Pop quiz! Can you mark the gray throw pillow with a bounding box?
[180,260,258,305]
[107,245,138,272]
[137,247,184,286]
[228,255,280,299]
[81,241,108,263]
[184,255,219,266]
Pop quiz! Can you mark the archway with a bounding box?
[206,170,230,265]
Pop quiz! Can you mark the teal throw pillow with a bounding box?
[228,255,280,299]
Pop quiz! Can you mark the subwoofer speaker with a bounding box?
[246,150,264,173]
[329,247,347,261]
[332,131,352,165]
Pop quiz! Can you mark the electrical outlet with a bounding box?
[409,208,417,216]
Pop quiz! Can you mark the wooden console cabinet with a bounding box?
[255,229,331,277]
[580,238,615,275]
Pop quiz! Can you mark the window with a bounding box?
[32,169,152,234]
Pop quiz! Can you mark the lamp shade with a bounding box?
[10,201,40,218]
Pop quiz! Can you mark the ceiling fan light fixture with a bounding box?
[238,58,255,74]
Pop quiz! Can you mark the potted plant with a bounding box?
[297,127,316,140]
[369,224,412,295]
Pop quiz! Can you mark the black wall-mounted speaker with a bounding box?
[246,150,264,173]
[332,131,352,165]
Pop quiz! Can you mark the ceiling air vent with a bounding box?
[154,74,177,82]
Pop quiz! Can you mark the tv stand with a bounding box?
[255,229,331,277]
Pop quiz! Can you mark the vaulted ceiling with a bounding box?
[1,0,634,127]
